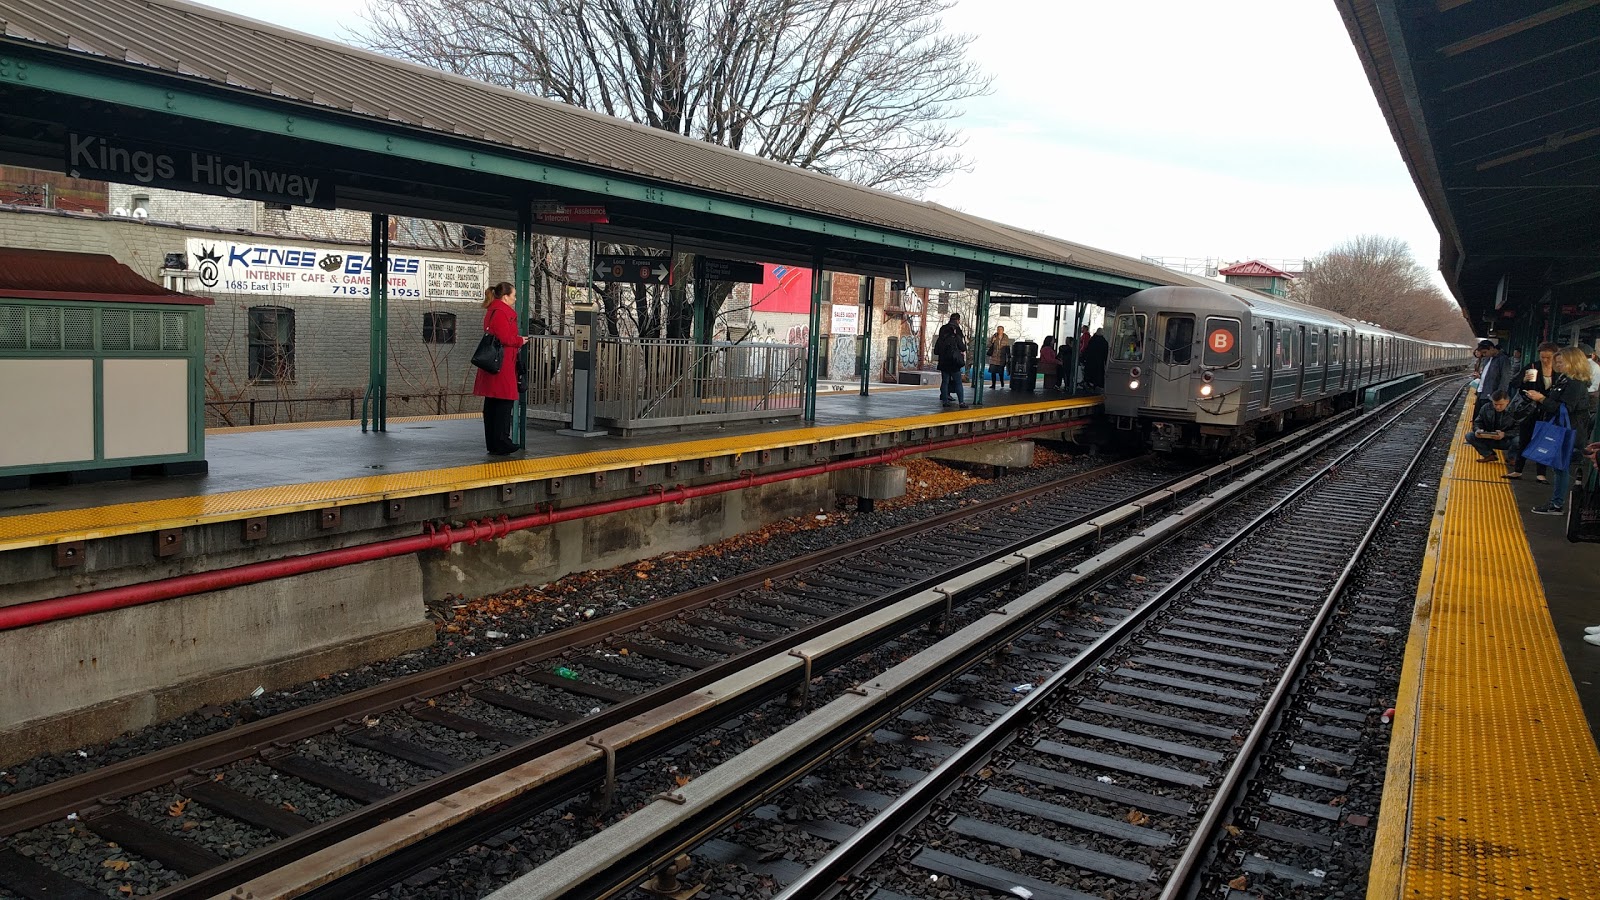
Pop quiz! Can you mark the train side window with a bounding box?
[1276,327,1294,368]
[1254,328,1264,368]
[1308,331,1320,367]
[1113,313,1146,361]
[1203,317,1241,367]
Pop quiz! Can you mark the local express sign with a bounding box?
[68,133,333,208]
[187,239,488,301]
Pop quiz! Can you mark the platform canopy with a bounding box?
[1337,0,1600,328]
[0,0,1217,305]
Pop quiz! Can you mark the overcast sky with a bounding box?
[191,0,1444,286]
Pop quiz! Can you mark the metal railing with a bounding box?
[593,339,805,428]
[205,338,804,432]
[206,390,477,426]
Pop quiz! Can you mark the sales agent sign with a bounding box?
[67,132,334,208]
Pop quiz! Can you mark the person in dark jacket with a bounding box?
[474,282,528,455]
[1525,346,1594,515]
[1473,339,1513,418]
[933,313,968,408]
[1466,391,1522,471]
[1509,342,1559,481]
[1081,328,1110,391]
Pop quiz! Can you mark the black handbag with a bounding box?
[471,332,503,373]
[1568,460,1600,543]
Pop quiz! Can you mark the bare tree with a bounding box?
[359,0,988,194]
[358,0,990,339]
[1291,235,1474,343]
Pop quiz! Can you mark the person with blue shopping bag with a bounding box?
[1521,346,1593,515]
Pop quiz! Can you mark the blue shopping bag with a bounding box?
[1521,404,1575,471]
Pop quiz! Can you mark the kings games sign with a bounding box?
[67,132,334,208]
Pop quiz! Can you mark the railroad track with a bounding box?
[476,380,1461,900]
[0,448,1227,900]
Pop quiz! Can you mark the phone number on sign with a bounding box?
[332,286,422,297]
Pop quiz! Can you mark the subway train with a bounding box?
[1098,285,1473,453]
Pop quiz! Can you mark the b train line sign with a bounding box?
[593,255,672,285]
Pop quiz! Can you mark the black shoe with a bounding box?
[1532,504,1564,515]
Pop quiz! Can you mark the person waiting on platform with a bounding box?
[934,312,969,408]
[1081,328,1109,391]
[1466,391,1521,471]
[1524,345,1593,515]
[1473,339,1512,418]
[474,282,528,456]
[1508,342,1559,482]
[987,325,1012,390]
[1039,335,1060,391]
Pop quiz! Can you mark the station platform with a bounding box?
[0,384,1094,552]
[1371,397,1600,899]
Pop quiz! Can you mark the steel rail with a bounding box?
[1157,384,1463,899]
[771,382,1457,900]
[469,384,1450,900]
[132,461,1227,900]
[0,456,1158,837]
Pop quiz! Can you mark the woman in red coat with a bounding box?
[475,282,527,455]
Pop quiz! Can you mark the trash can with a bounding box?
[1008,340,1038,392]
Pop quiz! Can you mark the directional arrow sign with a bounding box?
[593,255,672,285]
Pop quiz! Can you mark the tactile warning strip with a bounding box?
[0,396,1098,552]
[1377,396,1600,899]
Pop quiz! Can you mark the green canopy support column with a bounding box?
[859,276,875,396]
[972,279,991,406]
[513,205,533,441]
[804,251,824,422]
[691,258,709,347]
[361,212,390,433]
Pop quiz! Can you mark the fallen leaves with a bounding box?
[166,798,188,817]
[1125,809,1150,826]
[1228,874,1250,890]
[103,859,131,872]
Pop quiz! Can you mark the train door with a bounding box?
[1294,325,1307,400]
[1261,320,1276,410]
[1320,328,1330,393]
[1149,312,1195,409]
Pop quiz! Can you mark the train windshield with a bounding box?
[1203,317,1242,367]
[1113,313,1146,361]
[1162,316,1194,364]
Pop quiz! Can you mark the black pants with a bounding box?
[482,397,518,454]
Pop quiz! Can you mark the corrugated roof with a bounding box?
[0,0,1191,290]
[1218,260,1295,278]
[0,248,211,304]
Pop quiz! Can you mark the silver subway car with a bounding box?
[1101,286,1471,452]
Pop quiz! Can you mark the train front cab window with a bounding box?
[1161,315,1194,365]
[1114,313,1146,361]
[1149,313,1195,409]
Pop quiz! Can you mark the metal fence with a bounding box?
[206,337,805,433]
[592,339,805,429]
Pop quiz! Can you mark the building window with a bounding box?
[818,274,833,306]
[423,311,457,344]
[248,306,295,382]
[938,292,951,315]
[1027,305,1039,318]
[998,304,1012,317]
[858,277,872,304]
[131,194,150,216]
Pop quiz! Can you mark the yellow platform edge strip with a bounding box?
[1366,397,1462,900]
[1375,395,1600,899]
[0,396,1098,551]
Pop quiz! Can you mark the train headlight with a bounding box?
[1129,379,1140,390]
[1199,384,1213,397]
